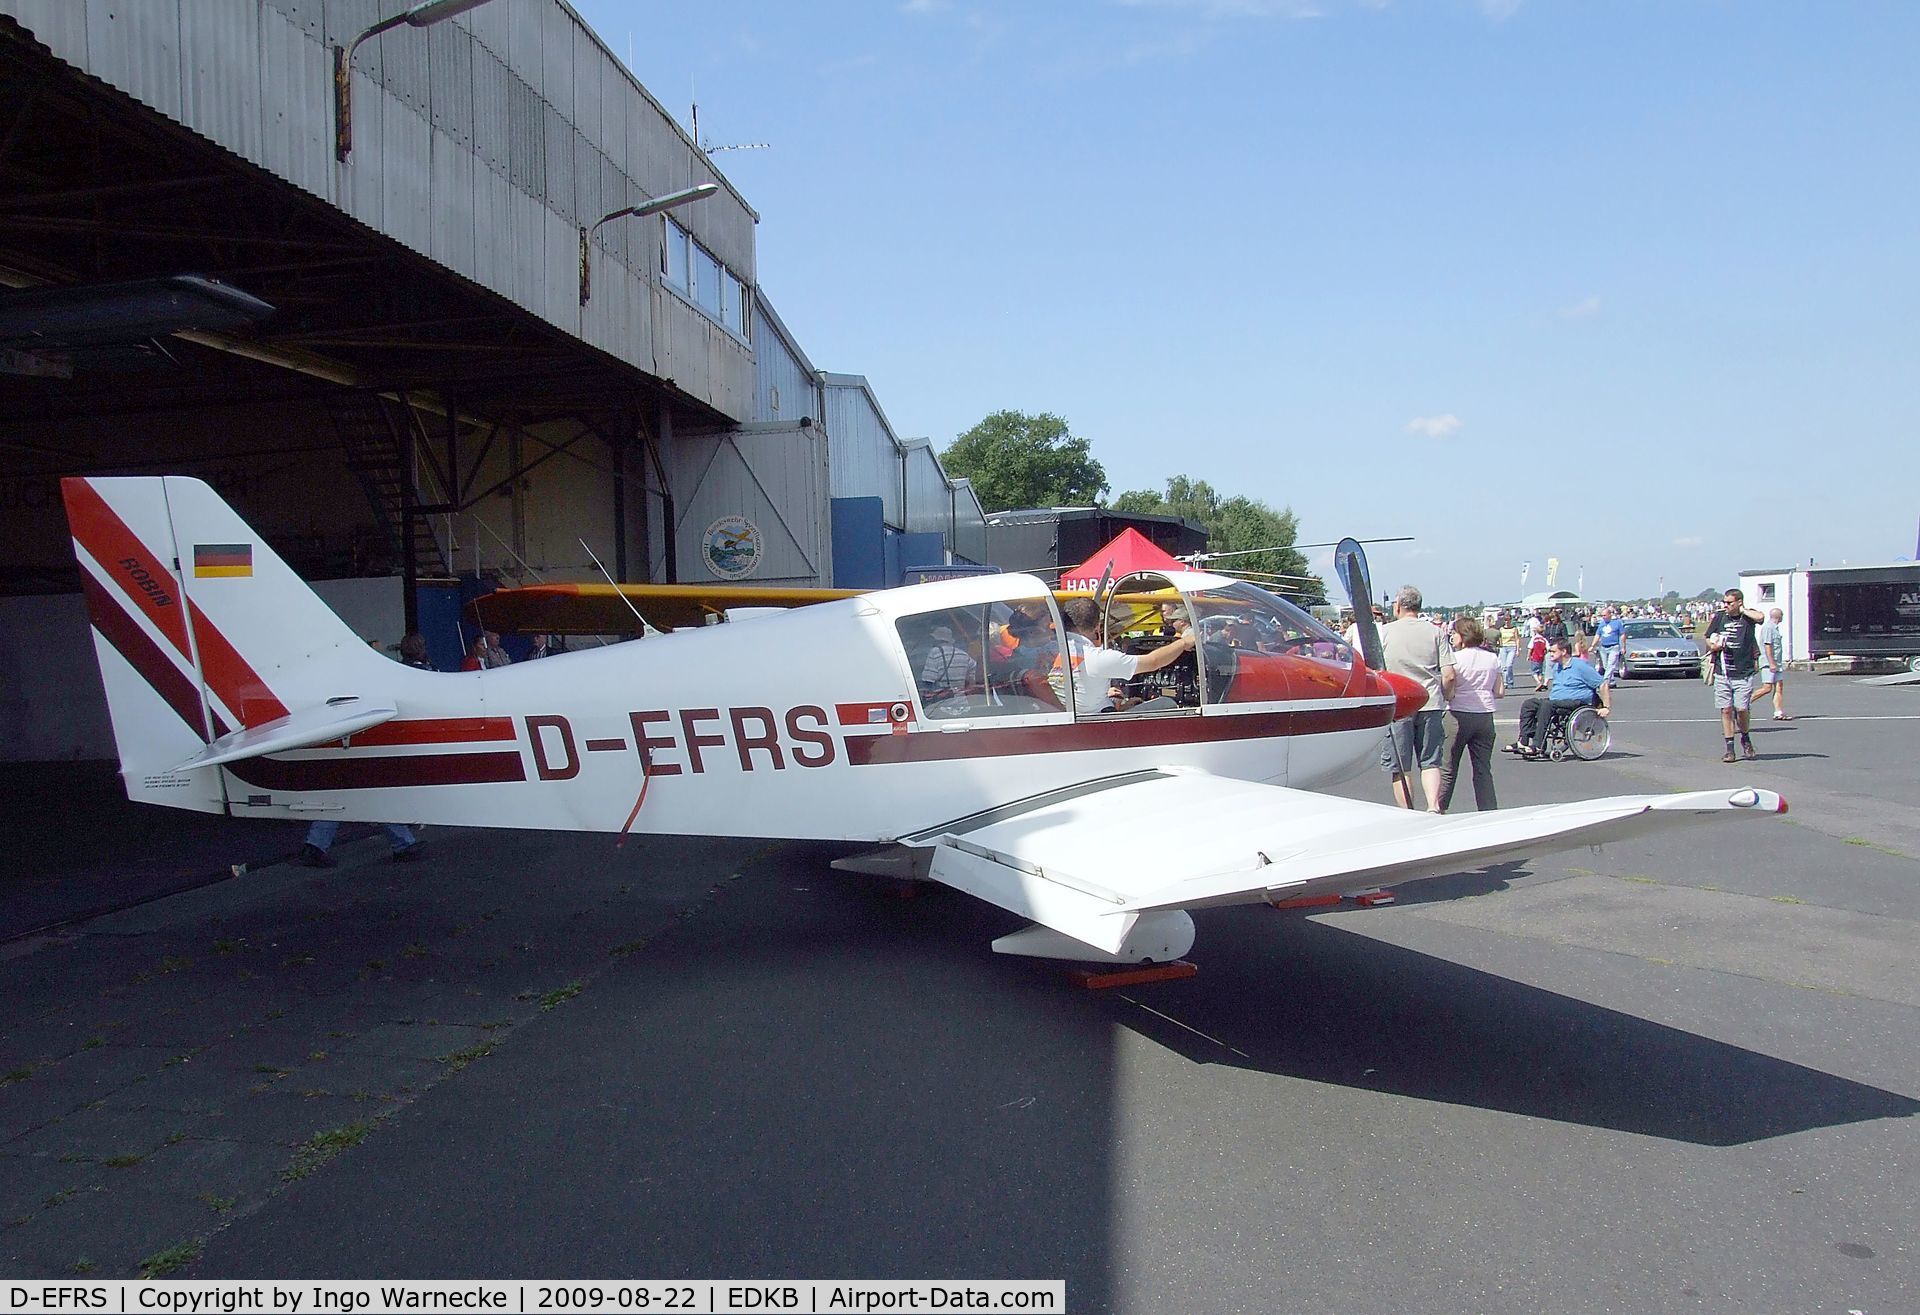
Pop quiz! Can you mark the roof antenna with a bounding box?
[690,79,771,155]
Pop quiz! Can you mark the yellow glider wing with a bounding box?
[473,580,1178,636]
[471,582,865,635]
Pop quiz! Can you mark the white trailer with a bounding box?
[1739,563,1920,671]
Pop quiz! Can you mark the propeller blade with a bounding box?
[1334,537,1384,670]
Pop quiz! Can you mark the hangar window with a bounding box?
[664,217,689,290]
[722,270,749,337]
[664,217,749,342]
[694,245,722,315]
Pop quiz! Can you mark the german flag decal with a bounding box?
[193,543,253,578]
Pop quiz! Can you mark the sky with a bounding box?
[572,0,1918,605]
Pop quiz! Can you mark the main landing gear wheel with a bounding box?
[1567,707,1611,760]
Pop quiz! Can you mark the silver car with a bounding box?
[1619,620,1703,678]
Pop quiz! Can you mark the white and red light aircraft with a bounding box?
[65,475,1785,965]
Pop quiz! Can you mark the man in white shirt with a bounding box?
[1051,598,1194,712]
[1750,606,1792,721]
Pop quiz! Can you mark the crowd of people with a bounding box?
[1349,584,1792,815]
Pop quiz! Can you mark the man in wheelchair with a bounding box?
[1507,637,1610,761]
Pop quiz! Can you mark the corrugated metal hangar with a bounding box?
[0,0,986,760]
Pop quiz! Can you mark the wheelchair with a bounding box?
[1540,703,1611,761]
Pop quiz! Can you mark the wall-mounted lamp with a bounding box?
[578,183,721,306]
[335,0,497,162]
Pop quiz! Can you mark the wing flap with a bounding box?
[923,839,1143,956]
[168,697,398,772]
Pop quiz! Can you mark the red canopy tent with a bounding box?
[1059,527,1188,589]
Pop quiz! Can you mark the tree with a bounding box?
[942,411,1107,512]
[1112,475,1323,601]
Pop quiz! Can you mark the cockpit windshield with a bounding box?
[1185,581,1354,704]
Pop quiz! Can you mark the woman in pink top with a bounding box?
[1436,615,1503,813]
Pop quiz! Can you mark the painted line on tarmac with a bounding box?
[1493,714,1920,728]
[1118,993,1252,1059]
[1623,715,1920,724]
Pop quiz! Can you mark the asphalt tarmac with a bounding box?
[2,673,1916,1313]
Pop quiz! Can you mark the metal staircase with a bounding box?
[327,392,450,580]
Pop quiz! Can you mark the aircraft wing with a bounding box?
[895,769,1785,960]
[471,582,864,634]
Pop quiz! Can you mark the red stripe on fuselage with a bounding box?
[62,478,192,659]
[843,704,1390,765]
[339,717,516,747]
[80,571,213,741]
[223,751,528,791]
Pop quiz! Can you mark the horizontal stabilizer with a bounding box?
[168,697,397,772]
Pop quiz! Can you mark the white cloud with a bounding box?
[1558,294,1602,320]
[1673,535,1704,549]
[1405,414,1463,440]
[900,0,948,13]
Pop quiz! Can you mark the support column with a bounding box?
[401,415,419,635]
[612,428,629,583]
[657,400,677,583]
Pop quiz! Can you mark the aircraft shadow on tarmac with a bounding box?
[1116,899,1918,1148]
[674,861,1919,1160]
[1364,861,1523,907]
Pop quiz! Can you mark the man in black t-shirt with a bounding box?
[1705,587,1767,762]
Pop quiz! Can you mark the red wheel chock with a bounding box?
[1070,960,1199,990]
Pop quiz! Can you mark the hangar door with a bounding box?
[670,421,831,587]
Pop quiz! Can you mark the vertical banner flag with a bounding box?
[1521,560,1531,590]
[1547,557,1560,587]
[1578,566,1585,595]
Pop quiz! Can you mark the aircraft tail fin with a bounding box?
[62,475,395,811]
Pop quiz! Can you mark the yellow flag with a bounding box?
[1546,557,1560,586]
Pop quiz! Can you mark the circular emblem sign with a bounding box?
[702,515,762,580]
